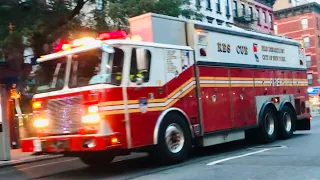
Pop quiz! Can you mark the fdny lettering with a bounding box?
[217,43,231,53]
[236,46,248,55]
[270,78,281,86]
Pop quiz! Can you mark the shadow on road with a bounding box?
[34,133,311,180]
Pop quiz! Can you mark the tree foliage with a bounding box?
[105,0,203,30]
[0,0,200,113]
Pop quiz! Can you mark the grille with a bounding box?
[46,96,84,135]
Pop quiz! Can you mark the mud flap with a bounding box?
[296,118,311,131]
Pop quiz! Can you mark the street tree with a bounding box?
[0,0,200,113]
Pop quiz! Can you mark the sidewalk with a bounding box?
[0,149,62,168]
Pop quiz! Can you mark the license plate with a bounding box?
[51,140,69,152]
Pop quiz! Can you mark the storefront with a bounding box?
[308,87,320,117]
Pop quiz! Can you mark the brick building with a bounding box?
[274,2,320,86]
[254,0,275,34]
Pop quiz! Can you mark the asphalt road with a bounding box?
[1,118,319,180]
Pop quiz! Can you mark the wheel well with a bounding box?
[153,108,193,145]
[281,102,296,115]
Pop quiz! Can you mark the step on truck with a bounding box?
[21,13,311,166]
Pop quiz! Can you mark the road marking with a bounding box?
[18,158,78,171]
[206,149,270,166]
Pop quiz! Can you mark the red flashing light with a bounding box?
[271,97,280,103]
[97,31,127,41]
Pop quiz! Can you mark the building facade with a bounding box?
[232,0,255,29]
[254,0,275,34]
[274,2,320,86]
[190,0,234,26]
[274,0,320,11]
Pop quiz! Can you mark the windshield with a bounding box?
[33,47,124,93]
[69,47,124,88]
[34,57,67,93]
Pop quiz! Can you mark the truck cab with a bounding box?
[22,32,196,165]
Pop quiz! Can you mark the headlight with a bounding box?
[82,114,100,124]
[33,119,49,128]
[32,101,42,109]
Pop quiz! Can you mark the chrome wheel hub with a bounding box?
[265,114,275,136]
[283,112,292,132]
[165,123,185,153]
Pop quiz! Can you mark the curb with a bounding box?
[0,154,63,168]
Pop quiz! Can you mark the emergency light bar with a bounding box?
[97,30,127,41]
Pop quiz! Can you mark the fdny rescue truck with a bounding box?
[21,13,311,166]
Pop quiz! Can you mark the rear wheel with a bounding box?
[278,106,296,139]
[152,113,192,165]
[79,153,115,167]
[258,107,278,143]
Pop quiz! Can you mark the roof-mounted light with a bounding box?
[97,31,127,41]
[73,37,97,47]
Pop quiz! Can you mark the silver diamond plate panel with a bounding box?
[46,96,84,134]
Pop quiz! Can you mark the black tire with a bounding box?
[79,153,114,167]
[152,113,192,165]
[258,107,278,143]
[278,106,296,139]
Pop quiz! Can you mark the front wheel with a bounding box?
[151,113,192,165]
[278,106,296,139]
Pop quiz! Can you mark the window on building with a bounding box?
[308,74,313,85]
[233,0,238,17]
[225,0,230,15]
[256,9,260,25]
[249,7,253,19]
[196,0,201,6]
[207,0,211,9]
[216,0,221,12]
[269,14,273,28]
[241,3,245,16]
[274,25,278,34]
[263,12,267,23]
[303,37,310,48]
[130,48,152,83]
[306,55,312,67]
[301,18,308,30]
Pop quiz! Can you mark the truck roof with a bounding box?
[129,13,300,47]
[37,40,193,63]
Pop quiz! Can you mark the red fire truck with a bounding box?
[21,13,311,166]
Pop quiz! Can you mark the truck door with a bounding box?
[126,46,166,148]
[230,68,256,127]
[163,49,198,129]
[198,66,233,132]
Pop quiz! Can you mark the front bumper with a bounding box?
[21,133,123,153]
